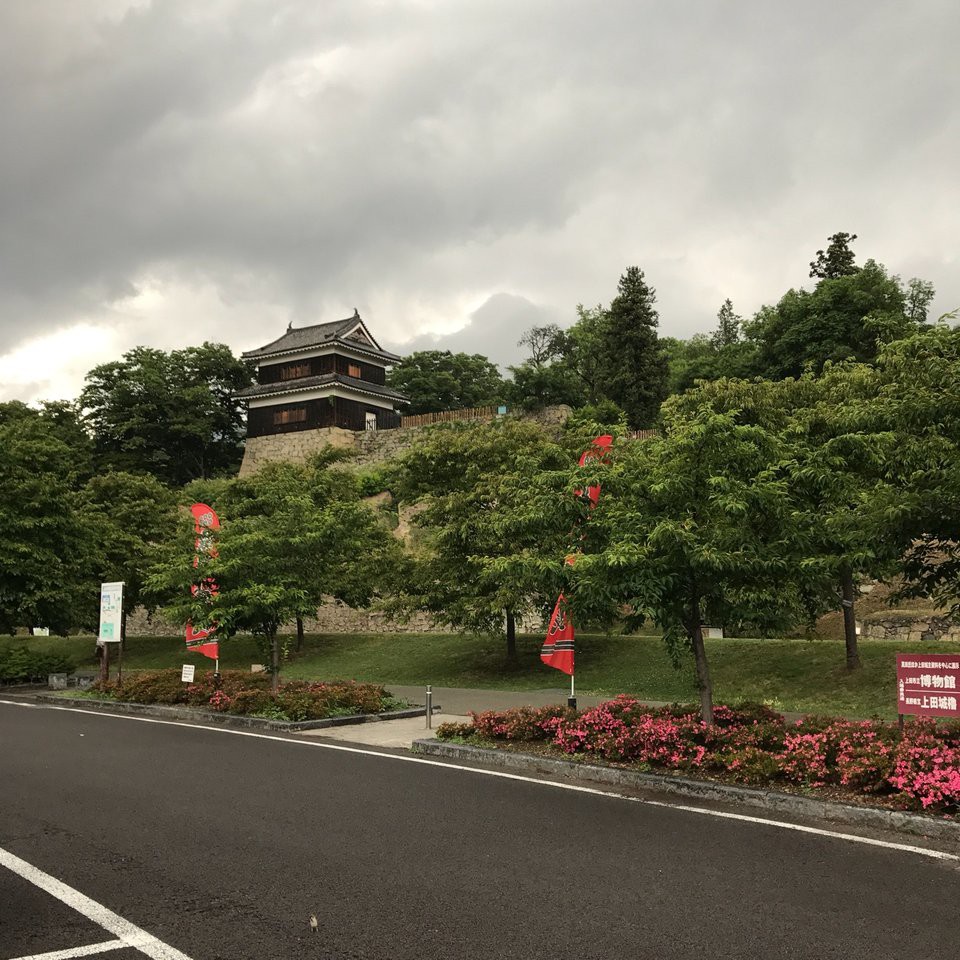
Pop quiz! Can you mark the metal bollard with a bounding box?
[425,685,433,729]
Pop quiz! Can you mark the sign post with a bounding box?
[97,582,124,684]
[896,653,960,730]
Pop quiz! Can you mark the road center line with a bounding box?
[9,939,127,960]
[0,846,194,960]
[2,699,958,864]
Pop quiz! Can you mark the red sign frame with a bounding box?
[896,653,960,718]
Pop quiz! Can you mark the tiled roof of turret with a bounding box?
[237,373,409,404]
[241,313,402,363]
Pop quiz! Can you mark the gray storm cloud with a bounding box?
[0,0,958,398]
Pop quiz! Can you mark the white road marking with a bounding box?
[0,846,193,960]
[10,939,126,960]
[2,699,958,864]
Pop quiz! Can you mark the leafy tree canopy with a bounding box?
[387,350,506,414]
[0,413,92,633]
[146,455,401,689]
[595,267,669,428]
[391,418,594,654]
[507,324,586,411]
[847,324,960,614]
[748,259,926,380]
[80,342,253,486]
[510,268,669,427]
[573,403,809,723]
[809,231,860,280]
[76,471,178,631]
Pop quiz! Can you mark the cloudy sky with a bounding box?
[2,0,958,402]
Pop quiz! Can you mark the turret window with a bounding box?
[273,407,307,425]
[280,363,311,381]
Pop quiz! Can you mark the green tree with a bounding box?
[661,334,758,395]
[905,278,936,324]
[0,412,92,633]
[391,418,584,657]
[809,231,859,279]
[599,267,669,428]
[668,373,900,670]
[574,402,806,724]
[848,324,960,614]
[748,260,923,380]
[711,298,742,349]
[77,471,178,635]
[386,350,506,414]
[507,324,586,410]
[80,342,253,485]
[147,457,399,691]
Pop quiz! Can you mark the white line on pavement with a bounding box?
[0,846,194,960]
[2,699,958,865]
[9,939,126,960]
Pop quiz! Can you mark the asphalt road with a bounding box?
[1,701,957,960]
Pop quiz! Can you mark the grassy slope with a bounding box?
[5,631,958,719]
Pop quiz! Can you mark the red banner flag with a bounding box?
[542,436,612,690]
[576,434,613,508]
[186,503,220,660]
[541,593,575,676]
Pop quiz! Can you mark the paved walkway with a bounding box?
[383,684,634,716]
[301,686,673,750]
[299,714,464,748]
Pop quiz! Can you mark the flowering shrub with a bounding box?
[434,721,476,741]
[780,730,831,786]
[93,670,392,721]
[714,746,782,784]
[889,723,960,810]
[438,698,960,814]
[208,689,233,712]
[834,723,898,793]
[470,705,571,741]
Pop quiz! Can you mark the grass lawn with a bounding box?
[4,630,958,719]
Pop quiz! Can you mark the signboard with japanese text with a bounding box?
[97,581,124,644]
[181,664,196,683]
[896,653,960,718]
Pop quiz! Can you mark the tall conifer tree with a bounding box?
[601,267,668,428]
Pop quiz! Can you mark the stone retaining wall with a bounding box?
[124,603,449,637]
[238,405,574,475]
[861,615,960,642]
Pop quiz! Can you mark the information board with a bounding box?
[181,664,196,683]
[97,582,124,644]
[896,653,960,718]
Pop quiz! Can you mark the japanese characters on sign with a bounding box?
[896,653,960,718]
[97,581,124,644]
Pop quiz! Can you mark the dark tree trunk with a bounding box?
[296,617,304,652]
[270,632,280,694]
[840,565,861,670]
[505,609,517,659]
[689,590,714,726]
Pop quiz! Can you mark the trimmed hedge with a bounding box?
[93,669,393,722]
[0,644,75,684]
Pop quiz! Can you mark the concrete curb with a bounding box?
[411,739,960,843]
[34,694,438,732]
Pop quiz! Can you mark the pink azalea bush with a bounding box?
[94,669,392,721]
[889,721,960,810]
[447,697,960,814]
